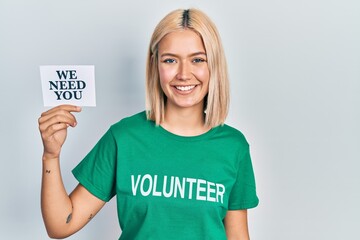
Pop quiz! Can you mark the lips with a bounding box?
[174,85,196,91]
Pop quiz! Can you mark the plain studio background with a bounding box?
[0,0,359,239]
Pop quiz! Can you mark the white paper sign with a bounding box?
[40,65,96,106]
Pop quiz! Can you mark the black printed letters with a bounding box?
[49,70,86,100]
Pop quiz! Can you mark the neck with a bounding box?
[161,103,210,137]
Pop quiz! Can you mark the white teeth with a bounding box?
[175,85,195,91]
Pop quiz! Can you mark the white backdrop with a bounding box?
[0,0,359,239]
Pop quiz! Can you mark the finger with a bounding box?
[39,113,77,132]
[41,123,69,140]
[39,113,76,131]
[41,105,81,117]
[40,113,77,132]
[39,107,80,126]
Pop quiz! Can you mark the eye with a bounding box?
[162,58,176,64]
[192,58,206,63]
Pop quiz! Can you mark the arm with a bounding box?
[224,210,250,240]
[39,105,105,238]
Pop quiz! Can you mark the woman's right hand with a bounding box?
[38,105,82,160]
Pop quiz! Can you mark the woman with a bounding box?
[39,8,259,239]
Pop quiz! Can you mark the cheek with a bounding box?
[194,67,210,85]
[158,65,176,84]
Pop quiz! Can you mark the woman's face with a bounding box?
[157,30,210,112]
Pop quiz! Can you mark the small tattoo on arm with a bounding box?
[66,213,72,224]
[45,169,51,174]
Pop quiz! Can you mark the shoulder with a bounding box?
[115,111,148,126]
[109,111,154,133]
[215,124,249,148]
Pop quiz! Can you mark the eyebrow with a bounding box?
[160,52,207,58]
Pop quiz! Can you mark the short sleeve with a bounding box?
[228,146,259,210]
[72,128,117,202]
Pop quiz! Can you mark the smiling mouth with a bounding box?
[174,85,196,91]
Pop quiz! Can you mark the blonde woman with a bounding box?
[39,8,259,239]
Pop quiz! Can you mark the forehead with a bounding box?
[158,30,205,54]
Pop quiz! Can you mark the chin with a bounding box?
[173,100,204,110]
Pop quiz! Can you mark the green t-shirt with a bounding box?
[72,111,259,239]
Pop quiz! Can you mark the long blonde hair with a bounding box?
[146,8,229,127]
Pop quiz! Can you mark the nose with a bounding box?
[176,61,191,81]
